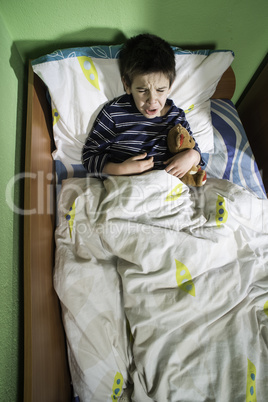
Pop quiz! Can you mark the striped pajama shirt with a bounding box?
[82,94,202,177]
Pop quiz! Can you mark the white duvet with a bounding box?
[54,171,268,402]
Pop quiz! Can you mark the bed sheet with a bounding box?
[204,99,266,199]
[54,171,268,401]
[54,99,267,202]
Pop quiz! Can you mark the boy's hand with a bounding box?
[103,153,154,176]
[121,153,154,174]
[164,149,200,178]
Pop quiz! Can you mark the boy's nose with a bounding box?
[147,91,157,104]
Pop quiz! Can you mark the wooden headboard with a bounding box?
[23,63,235,401]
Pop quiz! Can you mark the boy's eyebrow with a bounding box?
[135,85,168,90]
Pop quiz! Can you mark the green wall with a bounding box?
[2,0,268,103]
[0,0,267,400]
[0,12,25,402]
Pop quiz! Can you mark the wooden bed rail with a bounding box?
[24,63,72,402]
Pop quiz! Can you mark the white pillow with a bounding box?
[32,45,234,170]
[170,50,234,152]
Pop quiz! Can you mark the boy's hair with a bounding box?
[119,33,176,88]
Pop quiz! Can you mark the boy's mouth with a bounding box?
[145,108,158,116]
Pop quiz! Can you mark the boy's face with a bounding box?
[123,72,171,119]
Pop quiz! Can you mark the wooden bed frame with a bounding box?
[237,57,268,193]
[24,63,236,401]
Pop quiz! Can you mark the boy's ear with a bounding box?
[122,77,131,94]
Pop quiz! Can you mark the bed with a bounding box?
[24,44,268,402]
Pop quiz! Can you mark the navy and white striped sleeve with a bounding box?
[82,105,116,175]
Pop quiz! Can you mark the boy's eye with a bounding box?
[137,89,147,93]
[137,89,165,93]
[136,88,167,94]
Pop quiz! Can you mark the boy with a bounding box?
[82,34,203,178]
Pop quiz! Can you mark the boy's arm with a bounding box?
[176,109,204,166]
[82,104,154,176]
[164,149,200,178]
[103,153,154,176]
[164,109,203,177]
[82,107,115,175]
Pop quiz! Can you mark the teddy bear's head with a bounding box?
[167,124,195,154]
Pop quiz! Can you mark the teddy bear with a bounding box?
[167,123,207,187]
